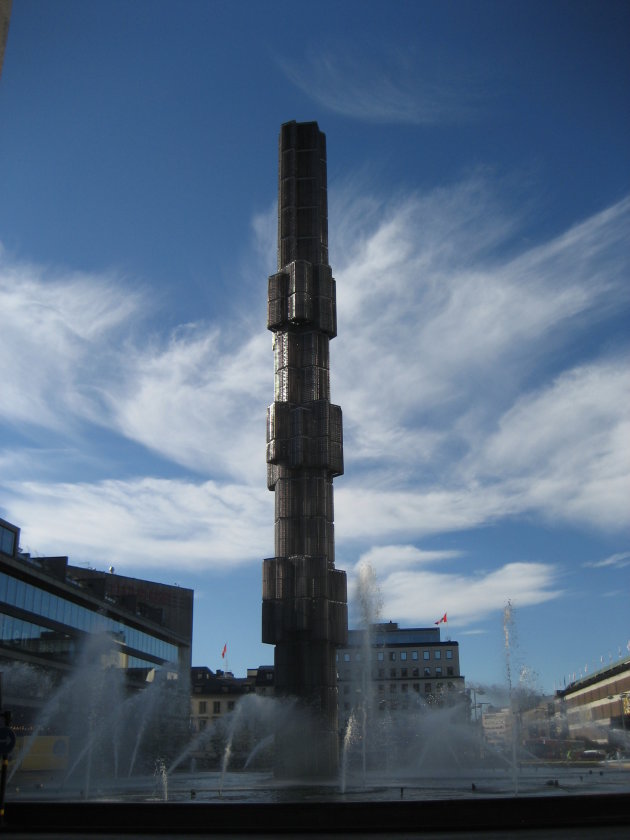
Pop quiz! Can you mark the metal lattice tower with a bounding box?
[262,121,347,778]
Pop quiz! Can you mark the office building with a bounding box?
[1,516,193,730]
[336,621,465,727]
[557,656,630,746]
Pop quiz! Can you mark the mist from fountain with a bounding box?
[503,599,520,795]
[336,573,567,796]
[3,595,628,804]
[4,633,189,796]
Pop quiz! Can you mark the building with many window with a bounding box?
[190,666,254,731]
[336,621,466,726]
[1,516,193,731]
[189,666,275,769]
[556,656,630,747]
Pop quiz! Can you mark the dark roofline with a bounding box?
[557,657,630,697]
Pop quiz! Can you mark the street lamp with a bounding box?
[469,686,485,722]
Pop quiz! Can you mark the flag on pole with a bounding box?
[221,643,227,659]
[434,613,447,625]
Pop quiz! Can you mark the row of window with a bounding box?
[0,572,179,664]
[342,681,455,695]
[0,613,165,671]
[341,682,459,711]
[339,648,453,663]
[340,666,455,680]
[197,699,235,716]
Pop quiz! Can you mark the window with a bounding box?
[436,667,442,677]
[412,667,419,677]
[199,701,207,714]
[213,701,221,714]
[434,650,441,660]
[446,649,453,660]
[389,651,396,661]
[425,683,432,693]
[390,668,396,678]
[227,701,235,711]
[377,651,384,662]
[0,525,15,556]
[400,651,407,661]
[424,667,431,677]
[423,651,430,660]
[343,653,350,662]
[447,667,454,676]
[401,668,408,677]
[412,651,418,660]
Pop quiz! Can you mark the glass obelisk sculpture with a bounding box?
[262,121,348,778]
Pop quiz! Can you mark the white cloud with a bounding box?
[348,544,462,574]
[476,359,630,530]
[0,248,271,483]
[0,252,141,431]
[333,188,629,442]
[106,323,270,482]
[5,477,273,572]
[346,551,561,627]
[330,186,630,536]
[380,562,561,626]
[1,184,628,580]
[584,551,630,570]
[336,483,521,544]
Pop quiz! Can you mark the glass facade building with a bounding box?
[0,517,192,678]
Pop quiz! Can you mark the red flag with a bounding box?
[221,643,227,658]
[434,613,447,625]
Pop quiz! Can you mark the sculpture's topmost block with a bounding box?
[278,121,328,270]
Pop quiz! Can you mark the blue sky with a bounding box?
[1,0,628,695]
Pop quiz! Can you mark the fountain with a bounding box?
[4,633,189,797]
[2,614,629,836]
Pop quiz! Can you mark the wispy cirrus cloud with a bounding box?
[0,249,142,432]
[584,551,630,570]
[474,359,630,530]
[331,186,630,537]
[279,46,483,125]
[7,477,272,571]
[105,323,270,483]
[1,181,628,575]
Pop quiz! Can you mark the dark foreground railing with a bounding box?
[1,793,629,835]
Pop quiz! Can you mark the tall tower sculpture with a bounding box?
[262,121,347,778]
